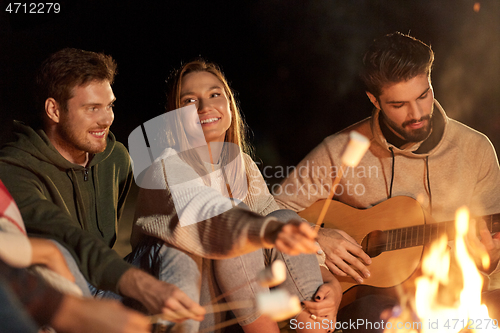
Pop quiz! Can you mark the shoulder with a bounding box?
[241,153,261,176]
[241,152,256,167]
[109,141,132,163]
[445,119,495,150]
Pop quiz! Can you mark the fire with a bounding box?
[384,207,498,332]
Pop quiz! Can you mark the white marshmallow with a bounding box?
[257,289,302,321]
[257,260,287,287]
[340,131,370,167]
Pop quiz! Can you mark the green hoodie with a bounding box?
[0,121,134,292]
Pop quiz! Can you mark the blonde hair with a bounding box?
[166,59,252,156]
[165,60,252,193]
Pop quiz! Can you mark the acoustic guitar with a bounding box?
[298,196,500,307]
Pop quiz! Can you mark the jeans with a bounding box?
[211,209,323,326]
[127,238,201,333]
[132,209,324,332]
[51,240,92,297]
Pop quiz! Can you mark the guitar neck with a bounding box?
[381,213,500,252]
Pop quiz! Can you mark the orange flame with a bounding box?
[384,207,498,332]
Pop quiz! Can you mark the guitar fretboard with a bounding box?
[378,214,500,253]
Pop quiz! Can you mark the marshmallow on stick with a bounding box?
[256,259,287,287]
[314,131,370,231]
[197,288,301,333]
[207,259,287,306]
[257,289,302,321]
[341,131,371,167]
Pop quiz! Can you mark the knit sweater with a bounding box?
[275,100,500,286]
[132,147,282,258]
[0,121,134,292]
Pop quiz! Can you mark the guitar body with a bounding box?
[299,196,428,306]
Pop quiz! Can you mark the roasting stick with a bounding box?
[205,259,287,306]
[148,300,254,324]
[149,261,287,324]
[198,289,302,333]
[314,131,370,232]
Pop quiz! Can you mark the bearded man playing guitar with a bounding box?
[275,32,500,331]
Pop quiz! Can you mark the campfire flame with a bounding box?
[384,207,498,332]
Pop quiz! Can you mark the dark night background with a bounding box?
[1,0,500,186]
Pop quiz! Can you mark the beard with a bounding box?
[381,112,433,142]
[57,120,108,155]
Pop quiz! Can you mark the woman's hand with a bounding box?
[303,278,342,322]
[264,220,319,255]
[294,274,342,332]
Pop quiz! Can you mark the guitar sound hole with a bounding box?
[361,230,386,258]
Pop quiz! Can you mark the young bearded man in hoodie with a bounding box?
[275,32,500,331]
[0,48,205,323]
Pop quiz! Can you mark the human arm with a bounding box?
[272,137,372,280]
[300,267,342,328]
[51,295,151,333]
[317,228,371,283]
[0,258,64,327]
[28,237,75,282]
[117,267,205,321]
[134,152,318,258]
[467,218,500,275]
[0,181,75,282]
[468,136,500,276]
[478,225,500,274]
[262,219,319,255]
[136,207,318,259]
[0,165,133,292]
[0,218,32,268]
[1,258,151,333]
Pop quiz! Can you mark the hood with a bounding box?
[0,121,117,170]
[371,99,449,158]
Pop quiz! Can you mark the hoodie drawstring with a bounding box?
[426,156,432,214]
[388,147,433,214]
[389,147,395,199]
